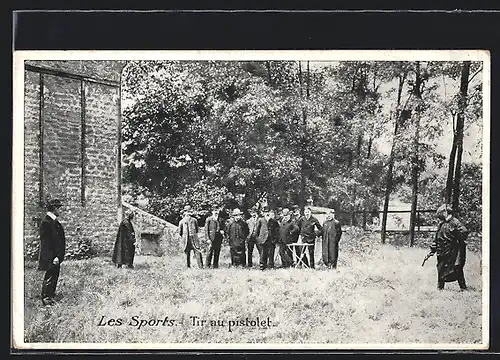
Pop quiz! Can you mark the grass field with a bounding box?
[22,230,483,345]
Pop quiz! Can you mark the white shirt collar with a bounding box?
[47,211,57,220]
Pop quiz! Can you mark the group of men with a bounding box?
[35,199,470,306]
[179,204,343,271]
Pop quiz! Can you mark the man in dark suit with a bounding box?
[205,206,223,268]
[38,199,66,306]
[297,206,323,269]
[227,208,248,267]
[278,208,299,268]
[254,207,270,270]
[267,209,280,269]
[246,207,259,267]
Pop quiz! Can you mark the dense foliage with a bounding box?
[121,60,483,232]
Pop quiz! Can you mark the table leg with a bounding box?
[289,245,300,268]
[297,246,309,269]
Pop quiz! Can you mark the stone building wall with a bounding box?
[24,60,127,258]
[122,202,180,257]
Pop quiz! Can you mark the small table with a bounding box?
[287,243,314,268]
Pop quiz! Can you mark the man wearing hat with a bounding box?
[38,198,66,306]
[254,206,271,270]
[246,207,259,267]
[278,208,299,268]
[227,208,248,266]
[112,210,137,269]
[321,210,343,269]
[267,209,281,269]
[204,206,223,268]
[290,205,302,264]
[178,205,203,268]
[424,204,469,290]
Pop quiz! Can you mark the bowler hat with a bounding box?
[47,199,63,209]
[232,208,243,216]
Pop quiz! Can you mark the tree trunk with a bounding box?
[381,70,406,244]
[298,61,309,211]
[366,137,373,159]
[445,115,458,203]
[452,61,470,213]
[409,62,422,247]
[350,134,363,225]
[265,61,272,85]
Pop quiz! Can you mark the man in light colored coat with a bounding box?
[178,205,203,269]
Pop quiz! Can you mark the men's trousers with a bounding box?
[247,239,257,267]
[230,245,246,266]
[279,243,293,268]
[267,243,276,268]
[206,240,222,268]
[186,248,203,268]
[301,243,316,269]
[256,242,270,270]
[41,264,60,300]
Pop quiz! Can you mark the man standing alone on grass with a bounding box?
[205,206,223,269]
[112,211,136,269]
[38,199,66,306]
[278,208,299,268]
[297,206,323,269]
[227,208,248,267]
[178,205,203,269]
[322,210,342,269]
[424,204,468,290]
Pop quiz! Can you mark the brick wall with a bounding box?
[24,60,127,258]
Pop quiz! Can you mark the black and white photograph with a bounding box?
[11,50,489,350]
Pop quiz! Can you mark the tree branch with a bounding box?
[467,66,482,85]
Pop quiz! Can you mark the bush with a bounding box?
[65,237,97,260]
[24,239,40,260]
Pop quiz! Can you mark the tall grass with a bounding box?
[23,230,482,344]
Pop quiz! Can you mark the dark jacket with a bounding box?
[298,215,323,243]
[112,218,136,265]
[267,218,280,244]
[254,217,269,245]
[227,219,249,248]
[38,214,66,271]
[322,218,342,264]
[205,216,222,243]
[279,217,299,244]
[430,216,468,282]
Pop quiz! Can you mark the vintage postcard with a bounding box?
[11,50,490,350]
